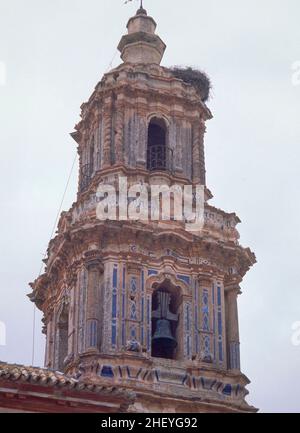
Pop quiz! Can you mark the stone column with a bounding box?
[45,314,54,368]
[192,120,206,184]
[68,285,76,359]
[225,285,241,371]
[95,116,103,171]
[136,116,147,169]
[192,121,201,183]
[115,104,124,165]
[199,121,206,186]
[125,267,142,352]
[168,120,177,173]
[102,97,113,168]
[182,296,192,360]
[84,252,104,352]
[174,120,183,174]
[197,273,214,363]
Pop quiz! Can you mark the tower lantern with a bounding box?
[118,7,166,64]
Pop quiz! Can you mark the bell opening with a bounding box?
[151,289,178,360]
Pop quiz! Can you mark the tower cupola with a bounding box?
[118,7,166,64]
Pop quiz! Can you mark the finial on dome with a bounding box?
[136,6,147,15]
[137,0,147,15]
[125,0,147,14]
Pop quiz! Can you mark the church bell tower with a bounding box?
[30,6,257,413]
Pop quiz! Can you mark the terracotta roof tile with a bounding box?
[0,362,135,402]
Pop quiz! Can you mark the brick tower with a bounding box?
[30,6,257,413]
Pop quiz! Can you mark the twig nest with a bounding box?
[170,66,212,102]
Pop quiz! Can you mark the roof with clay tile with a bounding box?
[0,361,135,413]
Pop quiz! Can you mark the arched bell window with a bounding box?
[151,289,178,359]
[147,117,168,171]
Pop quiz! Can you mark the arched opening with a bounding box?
[57,304,69,372]
[151,288,178,359]
[147,117,168,171]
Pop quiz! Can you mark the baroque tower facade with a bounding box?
[30,7,257,413]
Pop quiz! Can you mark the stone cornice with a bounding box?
[72,64,212,135]
[29,218,255,314]
[40,218,255,276]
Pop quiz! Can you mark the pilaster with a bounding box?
[102,97,113,168]
[225,283,241,372]
[84,251,104,353]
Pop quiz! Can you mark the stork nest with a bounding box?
[170,67,212,102]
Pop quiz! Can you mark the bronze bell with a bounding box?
[152,319,177,358]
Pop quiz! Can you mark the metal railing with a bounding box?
[147,144,174,173]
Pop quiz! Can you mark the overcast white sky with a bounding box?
[0,0,300,413]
